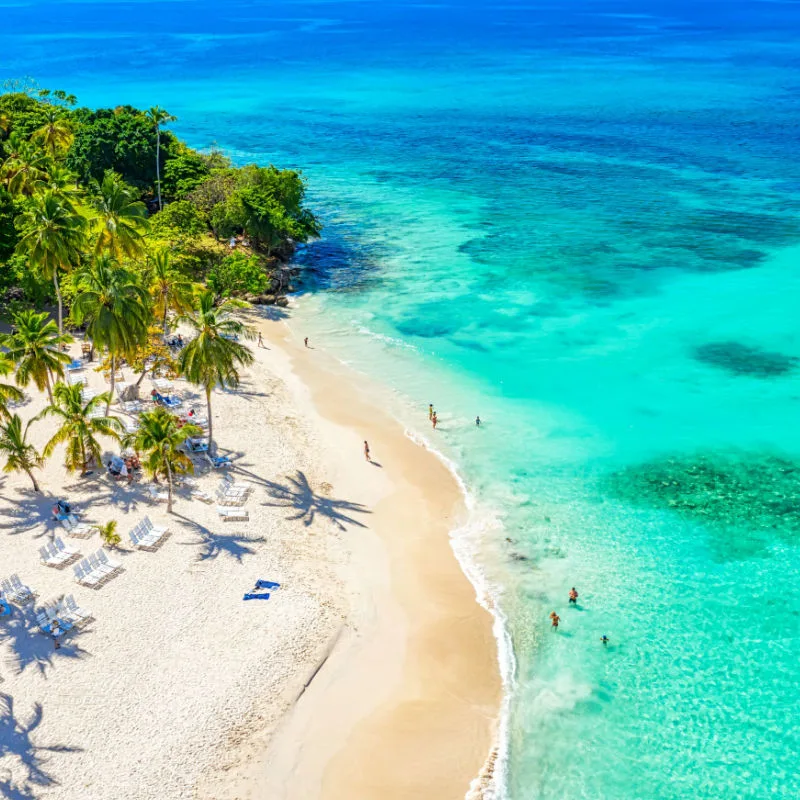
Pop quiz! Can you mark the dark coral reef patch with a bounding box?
[604,451,800,559]
[693,341,797,378]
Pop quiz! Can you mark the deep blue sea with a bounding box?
[3,1,800,797]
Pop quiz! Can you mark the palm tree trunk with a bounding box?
[106,354,115,416]
[44,370,53,404]
[163,303,169,338]
[24,467,40,492]
[156,127,162,211]
[165,458,173,513]
[205,384,213,454]
[53,271,63,337]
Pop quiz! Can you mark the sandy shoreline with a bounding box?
[0,306,501,800]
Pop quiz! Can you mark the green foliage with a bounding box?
[162,148,211,200]
[0,188,19,263]
[66,105,168,189]
[0,93,51,141]
[97,519,121,548]
[0,413,44,491]
[88,170,148,258]
[149,200,207,238]
[36,381,122,474]
[207,252,268,297]
[191,164,320,254]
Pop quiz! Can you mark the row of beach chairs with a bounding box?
[59,514,94,538]
[74,549,122,588]
[1,574,36,605]
[36,595,92,634]
[129,516,169,550]
[217,476,252,521]
[39,537,79,568]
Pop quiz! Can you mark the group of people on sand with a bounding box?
[549,588,610,646]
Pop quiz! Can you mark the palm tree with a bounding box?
[0,353,24,421]
[71,256,150,414]
[36,382,123,475]
[89,171,149,259]
[178,290,254,452]
[0,134,52,196]
[16,190,86,336]
[2,309,73,403]
[125,407,200,513]
[147,106,176,211]
[33,110,74,160]
[0,110,10,136]
[0,414,44,492]
[147,249,195,336]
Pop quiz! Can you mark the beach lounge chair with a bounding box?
[219,479,249,498]
[74,561,102,588]
[0,591,10,616]
[2,574,35,605]
[68,372,86,386]
[122,400,143,414]
[39,542,72,568]
[80,387,98,403]
[186,438,209,454]
[217,506,249,522]
[60,516,93,538]
[148,485,168,501]
[206,454,232,469]
[66,359,84,372]
[215,489,247,506]
[61,594,92,626]
[243,592,270,600]
[152,378,173,392]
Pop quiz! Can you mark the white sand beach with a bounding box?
[0,309,500,800]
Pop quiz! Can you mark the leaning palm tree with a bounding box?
[0,414,44,492]
[16,190,86,336]
[0,353,24,421]
[2,309,73,403]
[178,290,254,452]
[147,106,176,211]
[124,407,200,513]
[37,382,123,475]
[0,134,52,196]
[147,249,195,336]
[71,256,150,414]
[89,171,149,260]
[33,109,74,160]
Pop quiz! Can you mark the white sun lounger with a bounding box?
[1,575,35,605]
[217,506,249,521]
[61,594,91,626]
[60,516,94,538]
[215,490,247,506]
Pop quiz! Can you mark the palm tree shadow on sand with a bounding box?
[0,693,82,792]
[262,471,369,531]
[173,514,265,563]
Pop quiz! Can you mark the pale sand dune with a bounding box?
[0,310,500,800]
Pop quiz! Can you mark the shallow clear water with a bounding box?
[4,1,800,797]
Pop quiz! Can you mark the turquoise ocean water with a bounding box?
[3,1,800,797]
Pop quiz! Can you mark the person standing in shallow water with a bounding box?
[569,587,578,605]
[304,337,309,348]
[550,611,560,630]
[476,416,481,426]
[429,403,434,420]
[432,412,438,430]
[364,440,370,461]
[257,332,264,348]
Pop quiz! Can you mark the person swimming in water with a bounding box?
[569,587,578,605]
[476,415,481,426]
[550,611,560,630]
[600,635,609,646]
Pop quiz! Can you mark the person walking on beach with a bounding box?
[364,440,371,461]
[257,332,264,348]
[550,611,560,630]
[476,415,481,427]
[304,337,309,348]
[432,412,438,430]
[569,587,578,605]
[429,403,434,420]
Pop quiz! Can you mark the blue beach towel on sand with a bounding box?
[243,592,270,601]
[255,580,281,590]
